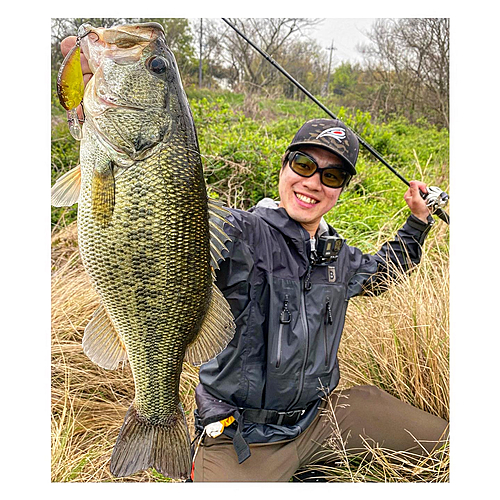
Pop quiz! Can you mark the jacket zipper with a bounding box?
[289,269,311,408]
[324,298,333,366]
[304,264,312,291]
[276,294,291,368]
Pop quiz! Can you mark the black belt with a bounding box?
[231,406,309,464]
[240,407,307,426]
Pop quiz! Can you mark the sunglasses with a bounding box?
[287,151,351,189]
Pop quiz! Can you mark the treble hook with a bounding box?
[76,29,99,46]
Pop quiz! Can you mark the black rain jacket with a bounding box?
[196,203,434,456]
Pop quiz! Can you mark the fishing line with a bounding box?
[221,18,450,224]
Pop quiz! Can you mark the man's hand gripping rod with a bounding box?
[222,18,450,225]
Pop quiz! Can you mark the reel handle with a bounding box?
[419,187,450,225]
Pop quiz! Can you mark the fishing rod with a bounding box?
[222,18,450,225]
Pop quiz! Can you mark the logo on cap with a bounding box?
[317,127,346,143]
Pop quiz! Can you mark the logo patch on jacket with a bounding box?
[328,266,336,283]
[317,127,346,143]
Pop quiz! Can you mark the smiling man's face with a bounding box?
[278,146,344,237]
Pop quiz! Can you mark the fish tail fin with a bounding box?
[110,403,191,480]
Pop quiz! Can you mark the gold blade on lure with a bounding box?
[57,39,85,140]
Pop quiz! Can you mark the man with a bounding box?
[192,119,448,481]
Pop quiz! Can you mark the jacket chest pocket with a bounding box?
[323,297,333,367]
[267,280,303,379]
[312,286,348,374]
[275,294,291,368]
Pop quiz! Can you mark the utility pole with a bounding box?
[322,39,336,96]
[198,18,203,88]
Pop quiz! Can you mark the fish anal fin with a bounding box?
[82,304,128,370]
[184,283,236,366]
[51,165,81,207]
[110,403,191,480]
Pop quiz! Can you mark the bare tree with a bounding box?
[359,18,449,127]
[191,19,238,88]
[219,18,323,92]
[280,38,328,99]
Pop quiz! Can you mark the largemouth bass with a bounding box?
[51,22,235,480]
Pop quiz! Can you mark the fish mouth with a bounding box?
[79,23,164,73]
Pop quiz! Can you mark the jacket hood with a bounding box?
[248,201,312,267]
[249,197,332,260]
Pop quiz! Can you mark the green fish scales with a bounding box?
[52,23,235,480]
[79,130,211,417]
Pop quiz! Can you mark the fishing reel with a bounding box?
[421,186,450,224]
[424,186,449,212]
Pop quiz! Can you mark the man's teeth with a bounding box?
[296,193,318,204]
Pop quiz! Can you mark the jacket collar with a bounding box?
[249,198,312,268]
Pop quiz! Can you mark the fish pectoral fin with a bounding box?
[82,304,128,369]
[208,198,233,270]
[92,160,115,224]
[184,283,236,366]
[51,164,81,207]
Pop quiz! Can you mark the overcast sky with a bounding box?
[309,18,376,64]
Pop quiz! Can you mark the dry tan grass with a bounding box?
[339,230,449,421]
[298,395,449,483]
[51,220,449,482]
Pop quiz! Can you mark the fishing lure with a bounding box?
[56,31,94,140]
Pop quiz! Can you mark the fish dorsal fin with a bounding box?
[51,165,81,207]
[82,304,128,370]
[184,283,235,366]
[208,198,234,226]
[207,198,233,271]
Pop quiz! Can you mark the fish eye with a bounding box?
[147,56,168,75]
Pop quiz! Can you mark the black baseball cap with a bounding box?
[286,118,359,175]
